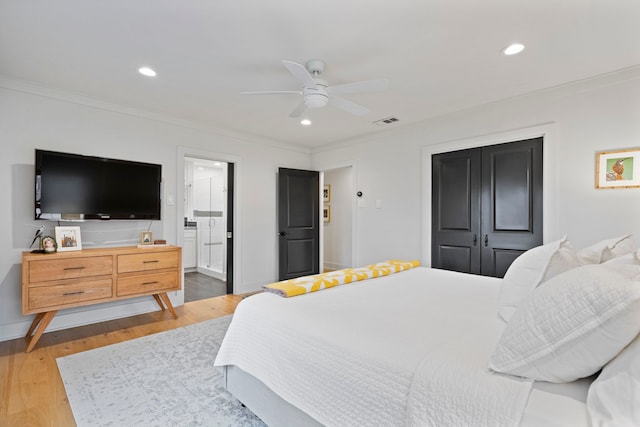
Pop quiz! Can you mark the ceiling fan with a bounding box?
[241,59,388,118]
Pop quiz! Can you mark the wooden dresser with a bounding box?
[21,245,182,352]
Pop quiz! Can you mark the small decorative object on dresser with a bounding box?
[55,226,82,251]
[595,147,640,189]
[41,236,57,253]
[140,231,153,245]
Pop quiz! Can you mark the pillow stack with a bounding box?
[490,261,640,382]
[497,235,582,323]
[490,235,640,427]
[577,234,636,264]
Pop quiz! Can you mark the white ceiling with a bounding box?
[1,0,639,149]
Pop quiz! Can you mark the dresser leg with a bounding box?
[25,310,58,353]
[152,294,166,311]
[25,312,46,338]
[158,293,178,319]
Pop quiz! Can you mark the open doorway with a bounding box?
[183,157,231,302]
[322,166,354,272]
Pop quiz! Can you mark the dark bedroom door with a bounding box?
[432,137,543,278]
[277,168,320,281]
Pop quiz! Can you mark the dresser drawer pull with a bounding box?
[63,266,86,270]
[143,260,159,264]
[143,281,159,285]
[63,291,85,296]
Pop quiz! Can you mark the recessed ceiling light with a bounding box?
[138,67,157,77]
[503,43,525,56]
[300,119,312,126]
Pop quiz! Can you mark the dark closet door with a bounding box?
[480,138,543,277]
[431,148,482,274]
[432,137,543,278]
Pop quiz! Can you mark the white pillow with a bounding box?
[578,234,635,264]
[602,249,640,266]
[489,263,640,382]
[587,333,640,427]
[498,236,582,322]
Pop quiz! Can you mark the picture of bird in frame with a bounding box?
[606,157,632,181]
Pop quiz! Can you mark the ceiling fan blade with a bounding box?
[240,90,301,96]
[282,60,318,88]
[329,96,370,116]
[288,100,307,118]
[327,78,389,95]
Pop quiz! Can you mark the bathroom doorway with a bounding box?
[183,156,232,301]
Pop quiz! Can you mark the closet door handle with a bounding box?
[473,234,477,246]
[484,235,488,247]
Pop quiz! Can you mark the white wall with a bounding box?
[0,81,310,341]
[3,67,639,342]
[311,68,640,266]
[323,167,353,270]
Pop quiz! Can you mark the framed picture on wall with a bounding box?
[323,185,331,202]
[595,148,640,189]
[323,205,331,222]
[55,226,82,251]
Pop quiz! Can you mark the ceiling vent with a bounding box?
[373,116,399,126]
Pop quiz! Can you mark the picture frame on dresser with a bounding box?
[40,236,57,253]
[55,226,82,251]
[140,231,153,245]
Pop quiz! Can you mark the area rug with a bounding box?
[57,315,266,427]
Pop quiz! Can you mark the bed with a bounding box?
[214,237,640,427]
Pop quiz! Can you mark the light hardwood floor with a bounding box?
[0,295,245,427]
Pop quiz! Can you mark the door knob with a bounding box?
[484,235,488,247]
[473,234,477,246]
[278,231,287,237]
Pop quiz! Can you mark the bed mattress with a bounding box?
[215,267,588,426]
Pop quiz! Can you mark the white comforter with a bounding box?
[214,267,533,426]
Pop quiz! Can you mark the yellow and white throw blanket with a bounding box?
[263,259,420,297]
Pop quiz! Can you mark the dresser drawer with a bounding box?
[117,251,179,273]
[27,278,113,311]
[116,271,179,296]
[28,256,113,283]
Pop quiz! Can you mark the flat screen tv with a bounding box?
[35,149,162,220]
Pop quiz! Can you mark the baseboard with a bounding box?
[323,262,350,272]
[0,294,184,343]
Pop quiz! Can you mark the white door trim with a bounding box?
[177,146,242,295]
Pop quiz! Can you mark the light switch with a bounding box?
[375,199,382,209]
[358,198,365,208]
[166,194,175,206]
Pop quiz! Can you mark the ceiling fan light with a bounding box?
[305,93,328,108]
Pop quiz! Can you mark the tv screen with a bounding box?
[35,149,162,220]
